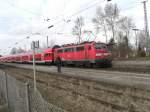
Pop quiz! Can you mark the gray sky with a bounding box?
[0,0,150,55]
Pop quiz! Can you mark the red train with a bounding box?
[0,41,112,67]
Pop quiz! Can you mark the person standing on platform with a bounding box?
[56,57,62,73]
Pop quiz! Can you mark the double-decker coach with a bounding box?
[43,48,54,64]
[27,49,53,64]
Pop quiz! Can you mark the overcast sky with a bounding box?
[0,0,150,55]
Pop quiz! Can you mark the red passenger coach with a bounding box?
[21,54,30,63]
[54,41,112,67]
[0,57,3,62]
[27,49,53,64]
[43,48,54,64]
[35,52,42,62]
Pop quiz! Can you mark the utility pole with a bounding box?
[142,0,149,54]
[47,25,54,48]
[47,36,49,48]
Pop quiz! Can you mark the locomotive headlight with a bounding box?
[96,53,103,56]
[103,53,110,56]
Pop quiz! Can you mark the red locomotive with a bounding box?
[54,41,112,67]
[0,41,112,67]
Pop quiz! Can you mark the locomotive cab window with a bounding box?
[44,53,52,57]
[44,53,48,57]
[58,49,63,53]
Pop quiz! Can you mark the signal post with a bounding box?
[31,41,39,91]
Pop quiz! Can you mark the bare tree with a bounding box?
[93,7,108,43]
[93,3,120,43]
[17,47,25,53]
[10,47,18,54]
[10,47,25,54]
[104,3,119,41]
[137,31,146,50]
[92,3,136,58]
[119,17,134,38]
[118,17,135,58]
[116,31,133,58]
[137,31,147,57]
[72,16,84,43]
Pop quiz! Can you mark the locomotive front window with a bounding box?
[95,43,107,49]
[44,53,52,57]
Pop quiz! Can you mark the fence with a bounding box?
[0,70,66,112]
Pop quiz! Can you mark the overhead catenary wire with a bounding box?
[2,0,72,52]
[4,0,67,21]
[36,0,106,33]
[121,3,141,11]
[4,0,41,16]
[3,0,143,33]
[50,1,144,35]
[38,0,145,34]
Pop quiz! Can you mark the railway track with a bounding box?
[9,74,128,111]
[2,63,150,88]
[63,63,150,74]
[1,59,150,74]
[2,65,150,112]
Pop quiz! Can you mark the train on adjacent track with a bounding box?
[0,41,112,67]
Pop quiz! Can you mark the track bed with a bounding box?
[1,63,150,112]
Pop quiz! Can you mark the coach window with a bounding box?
[76,46,84,51]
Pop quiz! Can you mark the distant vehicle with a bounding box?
[0,41,112,67]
